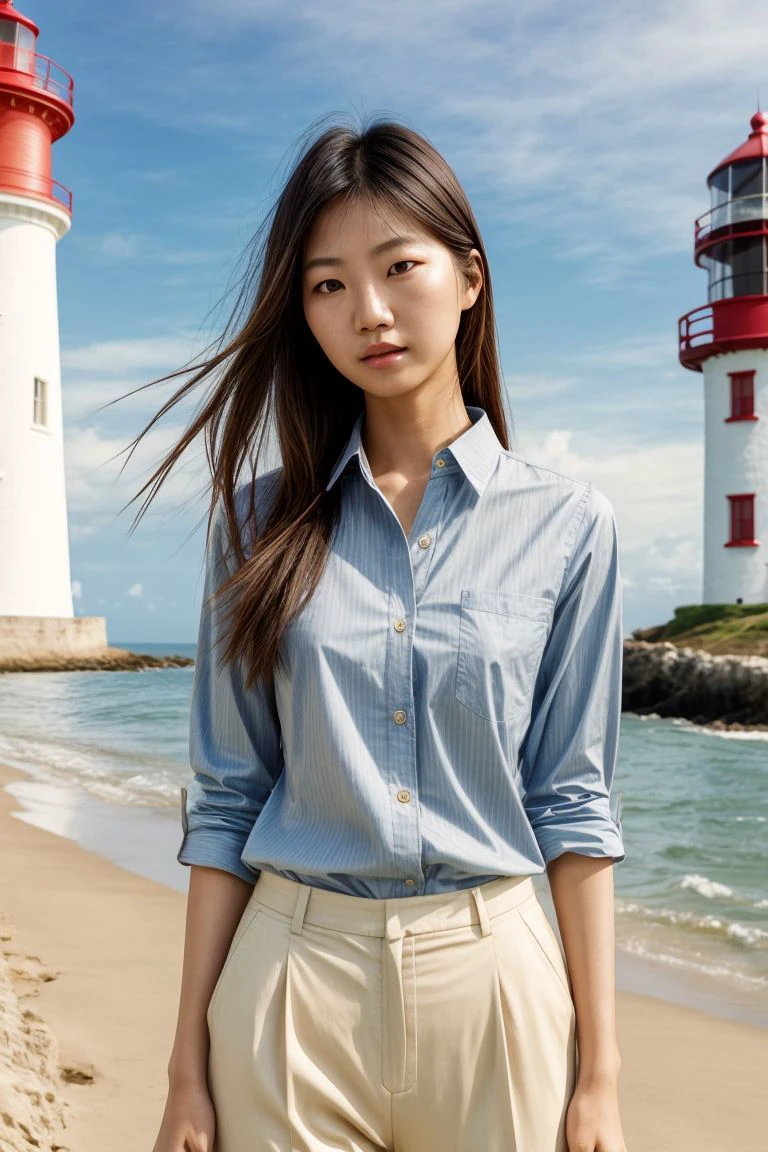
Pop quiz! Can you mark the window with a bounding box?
[731,236,766,296]
[16,25,35,74]
[726,370,757,420]
[706,159,768,242]
[731,159,764,206]
[33,376,48,426]
[704,236,768,300]
[726,493,757,546]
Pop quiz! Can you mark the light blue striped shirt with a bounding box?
[177,405,626,896]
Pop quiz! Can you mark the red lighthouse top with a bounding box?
[707,111,768,183]
[0,0,74,215]
[678,109,768,372]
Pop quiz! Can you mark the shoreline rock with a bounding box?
[0,648,194,674]
[622,639,768,732]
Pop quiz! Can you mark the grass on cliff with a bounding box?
[632,602,768,657]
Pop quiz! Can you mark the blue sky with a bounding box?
[25,0,764,643]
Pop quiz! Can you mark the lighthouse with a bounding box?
[0,0,107,661]
[679,110,768,605]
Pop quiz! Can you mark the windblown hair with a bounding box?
[123,112,511,689]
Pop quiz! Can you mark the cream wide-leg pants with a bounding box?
[206,870,578,1152]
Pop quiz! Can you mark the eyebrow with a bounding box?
[303,235,421,274]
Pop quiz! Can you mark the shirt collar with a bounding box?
[324,405,504,496]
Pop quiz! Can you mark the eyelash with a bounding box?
[312,260,418,294]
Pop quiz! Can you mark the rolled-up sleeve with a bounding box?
[176,495,284,883]
[520,483,626,866]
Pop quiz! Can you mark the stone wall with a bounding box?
[0,616,108,660]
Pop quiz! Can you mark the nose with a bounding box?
[354,281,394,332]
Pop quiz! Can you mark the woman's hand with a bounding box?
[565,1078,628,1152]
[151,1078,216,1152]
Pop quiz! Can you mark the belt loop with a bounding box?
[471,886,492,937]
[290,881,311,935]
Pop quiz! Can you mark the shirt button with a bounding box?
[393,617,407,632]
[396,789,411,803]
[404,878,416,886]
[393,709,407,724]
[435,457,446,468]
[417,533,431,549]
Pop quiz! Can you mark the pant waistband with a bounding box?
[249,871,537,939]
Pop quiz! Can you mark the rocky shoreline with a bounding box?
[0,648,194,674]
[622,638,768,732]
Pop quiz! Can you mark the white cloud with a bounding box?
[63,421,210,526]
[514,424,703,556]
[151,0,765,282]
[562,334,676,371]
[71,580,82,600]
[75,230,221,268]
[68,521,101,540]
[128,583,143,598]
[61,333,222,427]
[62,335,205,376]
[94,232,141,260]
[504,373,582,401]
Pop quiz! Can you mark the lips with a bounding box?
[362,344,406,359]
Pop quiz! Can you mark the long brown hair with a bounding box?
[122,112,511,689]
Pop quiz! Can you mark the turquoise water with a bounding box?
[0,640,766,1024]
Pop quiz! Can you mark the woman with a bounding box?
[144,114,628,1152]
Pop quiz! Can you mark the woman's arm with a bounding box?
[547,853,621,1083]
[520,483,628,1149]
[167,865,253,1087]
[169,486,284,1081]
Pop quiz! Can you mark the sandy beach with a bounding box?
[0,758,765,1152]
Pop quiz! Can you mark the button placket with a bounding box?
[410,481,447,601]
[387,579,421,892]
[383,481,448,896]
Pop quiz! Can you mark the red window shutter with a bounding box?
[728,371,755,419]
[727,493,755,544]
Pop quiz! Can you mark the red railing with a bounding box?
[0,163,72,212]
[678,303,714,355]
[0,47,74,108]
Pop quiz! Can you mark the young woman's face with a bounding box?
[301,196,482,402]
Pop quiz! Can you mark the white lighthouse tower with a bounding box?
[0,0,107,662]
[679,110,768,605]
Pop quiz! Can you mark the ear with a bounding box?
[461,249,484,310]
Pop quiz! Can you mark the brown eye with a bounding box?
[314,278,343,294]
[313,260,418,294]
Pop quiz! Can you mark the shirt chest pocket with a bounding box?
[455,589,554,723]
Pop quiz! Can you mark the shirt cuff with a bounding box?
[531,804,626,865]
[176,827,261,884]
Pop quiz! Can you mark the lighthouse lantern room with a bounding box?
[678,110,768,605]
[0,0,107,661]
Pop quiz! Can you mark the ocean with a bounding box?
[0,640,766,1029]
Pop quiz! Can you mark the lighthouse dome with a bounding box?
[708,110,768,184]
